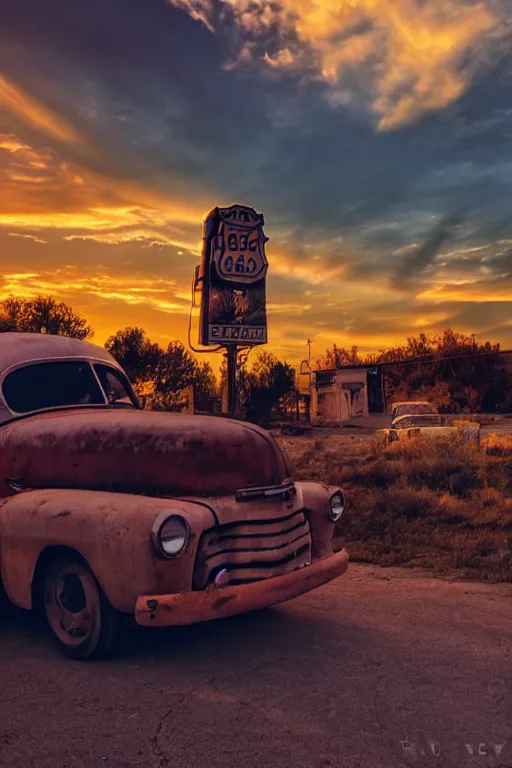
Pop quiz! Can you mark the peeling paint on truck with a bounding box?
[0,333,348,659]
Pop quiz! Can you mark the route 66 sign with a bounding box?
[198,204,268,346]
[211,206,268,284]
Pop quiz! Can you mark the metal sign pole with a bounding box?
[226,344,238,417]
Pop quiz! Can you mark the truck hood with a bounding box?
[0,409,289,498]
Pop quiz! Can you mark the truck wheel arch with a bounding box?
[31,546,120,659]
[31,545,97,612]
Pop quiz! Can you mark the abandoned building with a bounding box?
[297,348,512,424]
[298,366,385,424]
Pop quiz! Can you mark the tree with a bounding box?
[105,328,220,412]
[0,295,93,339]
[192,360,220,413]
[152,341,198,410]
[105,327,162,384]
[317,330,509,413]
[379,330,503,412]
[316,344,361,369]
[241,351,296,424]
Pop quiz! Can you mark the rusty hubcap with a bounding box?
[46,563,99,647]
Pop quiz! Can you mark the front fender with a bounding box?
[297,481,342,560]
[0,489,215,612]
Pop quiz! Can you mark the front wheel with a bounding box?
[43,555,119,660]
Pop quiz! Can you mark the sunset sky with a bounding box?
[1,0,512,370]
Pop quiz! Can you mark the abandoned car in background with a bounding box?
[0,333,348,659]
[390,400,438,426]
[381,413,480,443]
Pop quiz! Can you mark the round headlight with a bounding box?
[329,492,345,522]
[152,513,189,559]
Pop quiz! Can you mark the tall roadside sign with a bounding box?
[194,204,269,416]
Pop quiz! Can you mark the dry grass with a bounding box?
[278,431,512,582]
[481,432,512,456]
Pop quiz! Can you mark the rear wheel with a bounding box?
[43,555,118,660]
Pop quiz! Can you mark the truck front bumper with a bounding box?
[135,548,349,627]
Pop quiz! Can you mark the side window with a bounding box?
[2,361,105,414]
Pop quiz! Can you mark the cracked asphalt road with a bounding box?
[1,564,511,768]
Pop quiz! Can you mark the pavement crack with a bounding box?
[150,689,197,767]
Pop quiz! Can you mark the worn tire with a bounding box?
[43,554,119,660]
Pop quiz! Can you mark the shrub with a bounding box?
[374,485,437,520]
[339,458,400,489]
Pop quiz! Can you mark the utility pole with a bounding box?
[307,338,313,365]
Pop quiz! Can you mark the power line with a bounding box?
[318,347,512,372]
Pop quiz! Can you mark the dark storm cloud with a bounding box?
[0,0,275,197]
[2,0,512,260]
[395,212,465,286]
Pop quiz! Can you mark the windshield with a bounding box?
[392,403,436,420]
[2,360,137,415]
[396,415,444,429]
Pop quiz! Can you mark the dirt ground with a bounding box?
[276,429,373,467]
[1,564,511,768]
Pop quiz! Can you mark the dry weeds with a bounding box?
[277,431,512,582]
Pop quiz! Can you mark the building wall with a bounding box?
[310,369,369,423]
[337,369,368,418]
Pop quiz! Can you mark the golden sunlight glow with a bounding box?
[0,271,190,314]
[0,132,209,255]
[0,75,81,144]
[7,232,47,244]
[2,15,510,368]
[269,251,348,285]
[418,286,512,302]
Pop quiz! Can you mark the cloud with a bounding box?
[171,0,215,32]
[8,232,47,244]
[0,133,116,216]
[395,211,465,285]
[169,0,507,129]
[0,75,81,144]
[419,285,512,302]
[0,269,190,315]
[63,230,196,251]
[2,0,512,362]
[0,132,207,254]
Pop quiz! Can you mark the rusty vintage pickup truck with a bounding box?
[0,333,348,658]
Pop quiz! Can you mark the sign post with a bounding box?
[226,345,238,416]
[195,204,269,417]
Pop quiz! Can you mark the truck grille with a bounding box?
[193,508,312,589]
